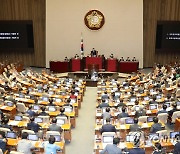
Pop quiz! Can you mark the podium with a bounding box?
[50,61,69,73]
[85,57,102,70]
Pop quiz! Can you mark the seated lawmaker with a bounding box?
[48,117,63,133]
[0,131,7,153]
[44,135,61,154]
[117,106,129,119]
[57,108,68,118]
[126,57,131,61]
[91,48,98,57]
[129,118,141,132]
[100,137,121,154]
[0,116,12,131]
[109,54,114,59]
[39,106,49,116]
[101,118,116,134]
[173,134,180,154]
[17,132,35,154]
[26,105,37,117]
[132,57,137,61]
[150,117,162,133]
[27,116,41,133]
[156,104,168,115]
[98,99,109,108]
[119,57,124,61]
[102,107,111,120]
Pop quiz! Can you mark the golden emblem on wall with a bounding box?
[84,10,105,30]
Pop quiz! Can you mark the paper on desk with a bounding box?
[120,125,126,129]
[141,123,148,128]
[0,106,7,109]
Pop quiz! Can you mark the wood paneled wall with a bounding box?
[0,0,45,67]
[143,0,180,67]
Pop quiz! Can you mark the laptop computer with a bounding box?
[125,118,134,124]
[14,115,23,121]
[149,104,158,110]
[48,106,56,112]
[34,117,43,123]
[28,134,39,141]
[6,132,17,139]
[147,117,154,122]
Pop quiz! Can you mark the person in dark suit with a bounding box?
[100,137,121,154]
[102,107,111,120]
[39,106,49,116]
[168,103,178,119]
[0,117,12,131]
[129,118,141,132]
[135,108,146,118]
[152,142,166,154]
[26,105,36,117]
[149,96,158,104]
[156,104,168,115]
[150,117,162,133]
[101,118,116,134]
[57,107,68,118]
[91,48,97,57]
[27,116,41,133]
[117,107,129,119]
[0,131,7,153]
[48,117,63,133]
[98,99,109,108]
[173,134,180,154]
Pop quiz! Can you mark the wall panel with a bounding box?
[0,0,45,67]
[143,0,180,67]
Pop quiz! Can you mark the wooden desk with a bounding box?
[7,139,65,154]
[174,118,180,131]
[0,105,16,118]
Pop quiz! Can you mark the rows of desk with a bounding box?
[93,76,179,154]
[0,68,87,154]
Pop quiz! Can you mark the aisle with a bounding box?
[66,87,97,154]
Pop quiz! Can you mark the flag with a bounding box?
[80,33,84,57]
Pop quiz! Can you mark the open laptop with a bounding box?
[7,101,14,107]
[64,106,72,113]
[125,118,134,124]
[14,115,23,121]
[34,117,43,123]
[149,104,158,110]
[53,135,61,142]
[147,117,154,122]
[42,97,48,102]
[57,119,66,125]
[33,105,40,110]
[28,134,39,141]
[6,132,17,139]
[48,106,56,112]
[170,132,180,139]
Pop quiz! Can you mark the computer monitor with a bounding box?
[115,92,121,97]
[19,94,24,98]
[170,132,180,139]
[147,117,154,122]
[130,97,136,102]
[126,135,134,142]
[149,104,158,110]
[125,118,134,124]
[70,99,76,104]
[28,134,39,141]
[149,133,159,141]
[55,98,62,102]
[156,95,161,99]
[49,91,54,95]
[33,105,40,110]
[177,102,180,106]
[38,89,43,93]
[6,132,16,139]
[57,119,66,125]
[42,97,48,102]
[64,106,72,113]
[48,106,56,112]
[7,102,14,107]
[14,115,23,121]
[34,117,43,123]
[124,86,129,89]
[164,103,170,108]
[144,96,150,101]
[103,136,114,143]
[134,106,140,111]
[53,135,61,142]
[53,85,58,89]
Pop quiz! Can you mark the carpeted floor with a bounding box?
[66,87,97,154]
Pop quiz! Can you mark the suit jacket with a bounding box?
[157,109,168,115]
[117,112,129,119]
[27,122,41,133]
[39,111,49,116]
[98,103,109,108]
[129,148,145,154]
[102,112,111,120]
[129,124,141,132]
[48,123,62,132]
[150,123,162,133]
[101,124,116,134]
[100,144,121,154]
[174,142,180,154]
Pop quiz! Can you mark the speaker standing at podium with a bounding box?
[91,48,98,57]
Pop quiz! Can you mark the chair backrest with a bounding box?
[46,131,61,139]
[119,117,130,125]
[157,113,168,124]
[156,130,168,137]
[172,111,180,123]
[16,103,26,113]
[56,116,69,125]
[138,116,148,124]
[22,129,35,135]
[38,116,50,123]
[0,127,11,134]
